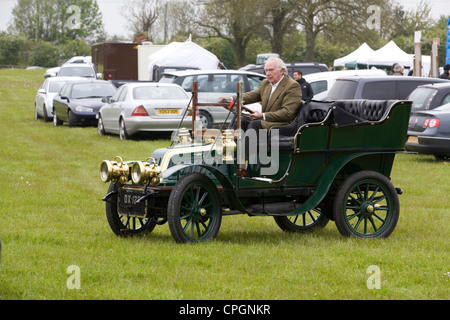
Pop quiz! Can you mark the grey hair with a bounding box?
[265,57,288,75]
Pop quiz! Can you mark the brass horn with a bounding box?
[100,156,129,183]
[131,157,161,185]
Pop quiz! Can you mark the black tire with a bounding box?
[98,115,106,135]
[35,104,42,120]
[105,182,157,237]
[119,118,130,140]
[333,171,400,238]
[199,110,214,129]
[274,207,329,233]
[53,108,62,126]
[68,110,76,127]
[167,173,222,243]
[43,105,51,122]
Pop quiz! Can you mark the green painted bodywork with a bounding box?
[130,100,411,217]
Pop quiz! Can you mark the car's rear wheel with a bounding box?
[333,171,399,238]
[274,207,329,233]
[199,110,214,129]
[119,119,131,140]
[167,173,222,243]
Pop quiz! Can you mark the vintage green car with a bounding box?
[100,82,411,243]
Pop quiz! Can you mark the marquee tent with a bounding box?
[333,43,374,67]
[147,41,219,81]
[356,40,413,68]
[343,40,431,76]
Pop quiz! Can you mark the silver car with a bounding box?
[35,76,84,121]
[159,70,266,128]
[97,83,193,140]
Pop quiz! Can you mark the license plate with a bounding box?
[119,188,146,217]
[407,136,419,144]
[157,109,180,115]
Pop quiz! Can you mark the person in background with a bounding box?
[390,63,399,75]
[392,64,404,76]
[439,64,450,80]
[293,70,313,102]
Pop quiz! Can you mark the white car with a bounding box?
[97,83,193,140]
[303,69,387,101]
[35,76,84,121]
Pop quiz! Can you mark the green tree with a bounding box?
[9,0,105,43]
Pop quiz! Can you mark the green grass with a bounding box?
[0,69,448,300]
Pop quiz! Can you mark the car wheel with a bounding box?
[105,182,157,237]
[274,207,329,233]
[167,173,222,243]
[119,119,130,140]
[333,170,400,239]
[53,109,62,126]
[434,155,450,161]
[43,105,51,122]
[35,104,42,120]
[199,110,214,129]
[68,110,76,127]
[98,115,106,135]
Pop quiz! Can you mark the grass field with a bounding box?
[0,69,448,300]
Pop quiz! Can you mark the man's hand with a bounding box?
[249,109,263,120]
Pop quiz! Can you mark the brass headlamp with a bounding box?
[131,157,161,185]
[100,156,129,183]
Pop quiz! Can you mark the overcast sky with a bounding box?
[0,0,449,39]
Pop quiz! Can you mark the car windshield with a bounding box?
[58,66,95,78]
[132,86,187,100]
[326,80,358,99]
[159,75,177,83]
[408,87,438,110]
[71,83,116,99]
[49,81,67,93]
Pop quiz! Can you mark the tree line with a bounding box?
[0,0,447,69]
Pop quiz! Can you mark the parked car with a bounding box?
[240,62,329,77]
[98,83,193,139]
[159,70,266,128]
[303,69,386,101]
[326,76,449,100]
[407,82,450,111]
[406,102,450,160]
[57,63,101,79]
[44,56,94,78]
[53,79,117,127]
[35,76,84,121]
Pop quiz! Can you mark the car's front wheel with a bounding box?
[105,182,157,237]
[53,109,62,126]
[167,173,222,243]
[98,115,106,135]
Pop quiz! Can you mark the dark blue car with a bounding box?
[53,79,116,127]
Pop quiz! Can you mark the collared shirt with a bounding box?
[264,75,285,120]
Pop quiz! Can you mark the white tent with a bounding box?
[357,40,413,68]
[147,41,219,81]
[333,42,375,67]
